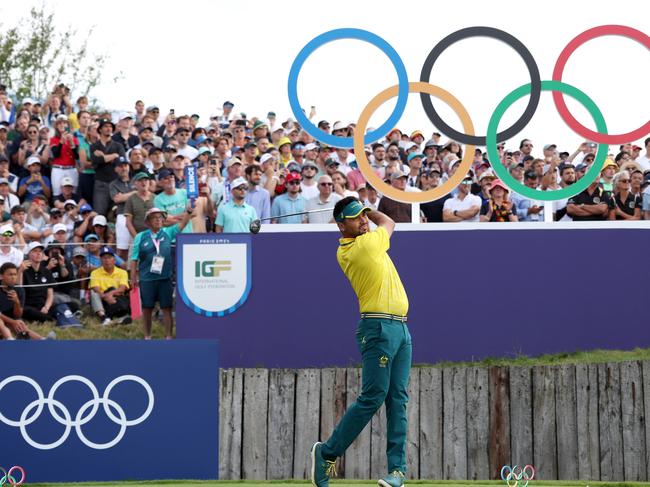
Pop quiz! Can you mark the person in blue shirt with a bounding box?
[215,177,258,233]
[18,156,52,202]
[130,206,192,340]
[271,172,307,223]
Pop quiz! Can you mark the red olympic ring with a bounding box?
[552,24,650,144]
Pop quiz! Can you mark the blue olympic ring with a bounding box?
[287,28,409,149]
[0,466,25,486]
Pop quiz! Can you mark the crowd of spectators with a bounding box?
[0,83,649,339]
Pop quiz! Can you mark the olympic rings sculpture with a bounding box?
[287,25,649,203]
[0,374,154,450]
[501,464,535,487]
[0,466,25,486]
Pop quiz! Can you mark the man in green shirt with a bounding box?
[154,168,192,236]
[130,206,192,339]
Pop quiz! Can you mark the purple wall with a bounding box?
[177,228,650,368]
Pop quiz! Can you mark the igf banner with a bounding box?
[0,340,218,483]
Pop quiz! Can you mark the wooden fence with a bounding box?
[219,361,649,481]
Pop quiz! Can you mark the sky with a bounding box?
[2,0,649,153]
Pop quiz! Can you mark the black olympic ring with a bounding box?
[419,26,542,146]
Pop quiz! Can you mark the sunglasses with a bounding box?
[233,186,247,191]
[619,179,630,183]
[1,232,14,237]
[287,180,301,185]
[319,182,333,186]
[461,179,473,185]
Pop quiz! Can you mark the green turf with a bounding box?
[28,480,650,486]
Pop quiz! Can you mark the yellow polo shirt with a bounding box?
[337,226,408,316]
[89,266,130,293]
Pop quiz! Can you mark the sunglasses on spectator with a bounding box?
[461,179,473,184]
[28,130,38,134]
[1,232,14,237]
[619,179,630,183]
[319,182,333,186]
[287,181,301,185]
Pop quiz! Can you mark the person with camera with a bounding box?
[18,156,52,203]
[44,242,82,315]
[17,122,49,172]
[49,114,79,196]
[90,246,131,326]
[0,262,54,339]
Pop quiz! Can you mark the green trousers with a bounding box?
[321,317,412,473]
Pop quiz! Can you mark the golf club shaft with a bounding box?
[257,207,332,222]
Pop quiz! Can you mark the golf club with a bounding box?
[249,208,333,233]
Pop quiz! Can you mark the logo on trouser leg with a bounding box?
[379,355,389,367]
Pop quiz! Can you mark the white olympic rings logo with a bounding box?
[0,375,154,450]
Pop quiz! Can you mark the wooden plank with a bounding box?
[643,361,650,481]
[293,368,321,479]
[555,365,578,480]
[419,367,443,479]
[509,366,533,469]
[320,368,347,477]
[466,367,489,480]
[219,368,243,480]
[266,369,296,480]
[488,366,510,480]
[242,368,269,480]
[370,404,388,479]
[443,367,467,479]
[406,369,420,479]
[598,362,624,481]
[576,363,600,480]
[532,366,557,480]
[620,361,646,481]
[344,367,371,479]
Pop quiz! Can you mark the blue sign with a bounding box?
[177,233,252,317]
[0,340,218,483]
[185,164,199,199]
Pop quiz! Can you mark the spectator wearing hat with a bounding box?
[110,158,136,260]
[0,224,24,267]
[608,170,641,220]
[131,206,192,340]
[291,142,305,165]
[91,214,115,245]
[112,112,139,151]
[168,154,187,189]
[443,173,481,222]
[154,168,192,236]
[300,161,320,200]
[45,222,71,259]
[635,137,650,172]
[44,242,81,314]
[20,241,55,322]
[53,176,85,210]
[49,114,79,196]
[566,177,610,221]
[221,157,245,205]
[0,177,19,212]
[124,172,155,239]
[175,127,198,161]
[215,177,258,232]
[0,262,54,340]
[305,175,341,224]
[84,233,126,270]
[277,137,293,165]
[480,180,518,222]
[18,156,51,202]
[478,170,496,204]
[240,141,257,166]
[10,205,40,243]
[244,165,270,222]
[90,246,131,326]
[406,153,424,188]
[0,155,18,194]
[72,203,97,242]
[271,172,306,224]
[91,118,126,216]
[377,171,413,223]
[512,171,544,222]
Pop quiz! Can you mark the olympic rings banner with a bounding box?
[0,340,219,483]
[287,25,650,203]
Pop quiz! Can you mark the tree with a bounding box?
[0,3,116,104]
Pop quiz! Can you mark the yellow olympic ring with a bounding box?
[353,81,475,204]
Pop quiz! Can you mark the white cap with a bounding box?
[22,97,35,105]
[332,121,346,132]
[0,224,15,235]
[259,153,275,165]
[24,241,45,254]
[52,223,68,234]
[26,156,41,166]
[63,199,77,207]
[304,143,319,151]
[60,176,74,187]
[231,177,248,189]
[92,215,107,226]
[119,111,133,120]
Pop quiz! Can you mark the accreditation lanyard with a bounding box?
[149,230,165,274]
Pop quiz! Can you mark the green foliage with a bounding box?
[0,3,113,101]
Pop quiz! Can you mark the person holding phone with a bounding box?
[50,114,79,197]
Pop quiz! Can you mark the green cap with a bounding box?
[132,172,150,181]
[335,200,370,223]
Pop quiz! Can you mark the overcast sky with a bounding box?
[3,0,649,152]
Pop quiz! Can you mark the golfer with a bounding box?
[312,197,412,487]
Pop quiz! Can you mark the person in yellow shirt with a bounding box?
[311,197,411,487]
[89,246,131,326]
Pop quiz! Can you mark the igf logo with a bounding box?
[195,260,231,277]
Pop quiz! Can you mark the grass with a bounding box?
[27,480,650,486]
